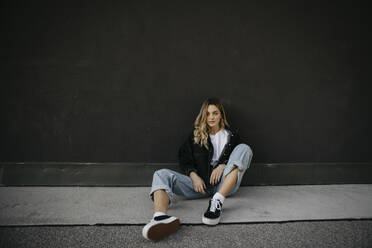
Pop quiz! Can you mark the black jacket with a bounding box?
[178,126,242,189]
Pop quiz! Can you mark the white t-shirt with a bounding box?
[209,128,229,167]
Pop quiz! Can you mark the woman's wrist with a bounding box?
[189,171,198,178]
[218,164,226,170]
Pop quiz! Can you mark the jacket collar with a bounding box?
[207,126,234,140]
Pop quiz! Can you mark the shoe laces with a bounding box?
[209,199,222,212]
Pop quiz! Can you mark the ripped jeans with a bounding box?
[149,144,253,205]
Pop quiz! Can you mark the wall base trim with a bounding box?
[1,162,371,186]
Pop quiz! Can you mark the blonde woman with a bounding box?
[142,98,253,241]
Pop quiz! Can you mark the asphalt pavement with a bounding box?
[1,220,372,248]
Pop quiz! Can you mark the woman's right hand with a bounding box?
[189,171,206,195]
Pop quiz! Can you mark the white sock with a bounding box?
[213,192,225,204]
[153,211,166,218]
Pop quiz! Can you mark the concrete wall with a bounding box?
[1,0,370,163]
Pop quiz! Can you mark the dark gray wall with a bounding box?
[1,0,370,163]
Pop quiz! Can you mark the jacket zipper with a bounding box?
[207,136,213,188]
[217,129,231,164]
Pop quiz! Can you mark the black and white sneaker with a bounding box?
[142,215,180,241]
[202,198,223,225]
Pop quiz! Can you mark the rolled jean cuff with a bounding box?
[149,186,176,206]
[226,144,253,172]
[226,160,246,172]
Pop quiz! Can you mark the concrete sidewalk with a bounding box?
[1,184,372,226]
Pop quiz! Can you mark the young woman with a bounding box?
[142,98,253,241]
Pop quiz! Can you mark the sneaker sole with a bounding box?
[202,216,220,225]
[143,217,180,241]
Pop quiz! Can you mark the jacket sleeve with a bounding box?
[178,134,198,176]
[219,129,242,165]
[232,130,242,147]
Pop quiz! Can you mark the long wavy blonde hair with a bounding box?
[193,98,230,149]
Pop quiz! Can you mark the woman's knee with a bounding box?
[235,143,253,157]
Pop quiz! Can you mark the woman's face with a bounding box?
[206,104,222,129]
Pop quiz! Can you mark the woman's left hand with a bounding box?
[210,164,226,185]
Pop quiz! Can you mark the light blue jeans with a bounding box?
[149,144,253,205]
